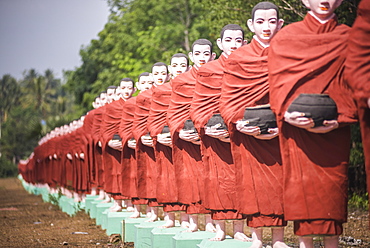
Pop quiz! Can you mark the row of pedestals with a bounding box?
[20,177,252,248]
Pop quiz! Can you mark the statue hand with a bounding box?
[236,120,260,136]
[108,139,123,151]
[205,124,229,140]
[179,129,200,143]
[253,128,279,140]
[157,133,172,147]
[284,111,314,129]
[127,139,137,149]
[141,135,154,147]
[307,120,339,134]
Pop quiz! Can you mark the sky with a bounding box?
[0,0,110,80]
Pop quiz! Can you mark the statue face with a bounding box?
[100,93,107,105]
[119,80,134,100]
[106,88,116,103]
[136,75,154,92]
[189,44,213,68]
[93,97,101,108]
[169,57,188,78]
[248,9,282,45]
[302,0,342,19]
[152,65,168,86]
[217,30,244,56]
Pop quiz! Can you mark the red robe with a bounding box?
[100,99,125,196]
[118,97,139,200]
[132,89,158,205]
[221,39,285,228]
[189,55,241,220]
[82,110,95,191]
[346,0,370,221]
[167,67,209,214]
[269,13,357,235]
[62,132,74,190]
[147,82,185,211]
[91,105,106,188]
[75,127,89,193]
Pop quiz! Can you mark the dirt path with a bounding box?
[0,177,110,247]
[0,177,369,247]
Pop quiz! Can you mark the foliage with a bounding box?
[1,0,366,204]
[1,70,75,168]
[348,193,369,211]
[0,156,18,178]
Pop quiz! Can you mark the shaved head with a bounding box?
[252,2,279,20]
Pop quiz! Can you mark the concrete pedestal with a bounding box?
[96,202,113,226]
[122,217,149,242]
[134,221,167,248]
[89,200,102,219]
[173,231,216,248]
[197,237,253,248]
[151,226,185,248]
[105,211,133,235]
[84,195,99,213]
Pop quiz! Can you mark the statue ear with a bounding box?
[188,52,194,64]
[216,38,223,51]
[278,19,285,31]
[247,19,255,33]
[211,52,217,61]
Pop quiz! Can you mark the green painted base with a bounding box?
[96,202,114,226]
[151,226,186,248]
[122,217,149,242]
[58,196,69,213]
[134,221,167,248]
[106,211,133,235]
[101,209,110,230]
[41,188,50,202]
[84,196,99,213]
[89,200,102,219]
[173,231,216,248]
[197,237,253,248]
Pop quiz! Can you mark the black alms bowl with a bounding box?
[183,119,197,133]
[287,93,338,127]
[112,133,122,141]
[161,125,170,134]
[242,104,277,134]
[206,114,228,131]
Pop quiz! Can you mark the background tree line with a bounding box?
[0,0,366,208]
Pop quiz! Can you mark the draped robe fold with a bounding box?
[220,39,285,227]
[268,13,357,235]
[190,55,241,220]
[167,67,209,214]
[346,0,370,223]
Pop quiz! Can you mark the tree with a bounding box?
[0,74,21,158]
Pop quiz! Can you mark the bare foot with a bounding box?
[183,222,198,232]
[158,219,175,228]
[110,205,122,212]
[234,232,252,242]
[273,241,291,248]
[126,206,135,212]
[205,223,217,233]
[250,240,263,248]
[129,211,140,218]
[209,229,225,241]
[145,212,158,222]
[180,221,190,229]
